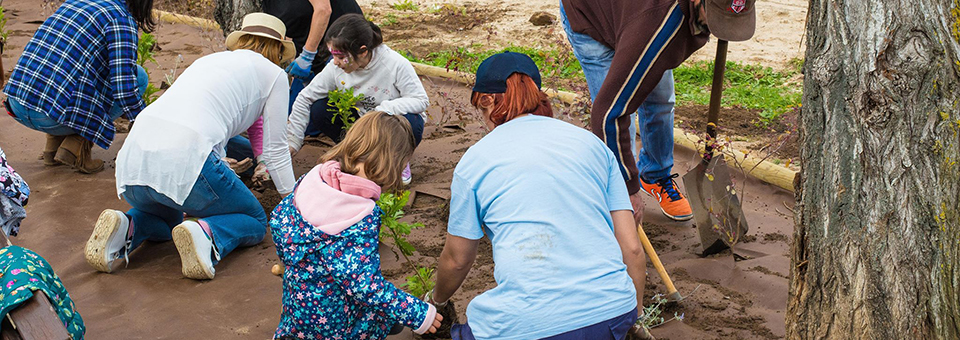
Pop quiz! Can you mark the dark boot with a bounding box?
[41,134,66,166]
[55,134,104,174]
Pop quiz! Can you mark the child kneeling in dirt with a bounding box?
[286,14,429,185]
[271,111,442,339]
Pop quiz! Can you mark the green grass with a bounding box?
[402,45,582,81]
[405,45,801,125]
[673,60,802,125]
[391,0,419,11]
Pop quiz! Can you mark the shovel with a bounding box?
[682,40,749,256]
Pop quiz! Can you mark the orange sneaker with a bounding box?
[640,174,693,221]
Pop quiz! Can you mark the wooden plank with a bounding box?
[6,291,70,340]
[0,234,71,340]
[1,315,24,340]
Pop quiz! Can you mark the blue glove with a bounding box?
[285,49,317,79]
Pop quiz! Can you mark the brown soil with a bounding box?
[154,0,215,20]
[675,105,800,162]
[0,0,800,339]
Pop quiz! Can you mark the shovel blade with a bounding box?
[682,155,749,256]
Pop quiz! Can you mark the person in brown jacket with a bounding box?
[560,0,756,223]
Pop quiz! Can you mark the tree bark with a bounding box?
[213,0,262,35]
[789,1,960,339]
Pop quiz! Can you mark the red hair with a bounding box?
[470,73,553,126]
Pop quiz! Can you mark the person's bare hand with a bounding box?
[629,191,645,224]
[289,146,298,156]
[426,313,443,333]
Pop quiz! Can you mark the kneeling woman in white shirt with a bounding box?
[84,13,297,280]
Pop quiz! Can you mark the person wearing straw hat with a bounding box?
[560,0,756,224]
[84,13,297,280]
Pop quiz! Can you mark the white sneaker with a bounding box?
[85,209,132,273]
[172,221,218,280]
[402,163,412,186]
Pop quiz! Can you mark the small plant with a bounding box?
[381,13,399,27]
[378,190,421,257]
[137,32,158,66]
[143,83,161,106]
[391,0,419,11]
[637,293,686,329]
[402,266,436,297]
[429,3,467,16]
[164,54,185,86]
[327,87,365,131]
[0,6,9,55]
[377,191,435,298]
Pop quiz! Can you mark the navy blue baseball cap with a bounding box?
[472,52,542,93]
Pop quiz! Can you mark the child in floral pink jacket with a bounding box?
[270,112,441,339]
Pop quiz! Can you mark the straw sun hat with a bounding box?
[225,13,297,63]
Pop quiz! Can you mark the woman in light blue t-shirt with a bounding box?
[425,52,654,340]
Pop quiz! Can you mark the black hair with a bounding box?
[127,0,157,33]
[324,14,383,59]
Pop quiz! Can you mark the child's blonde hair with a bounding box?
[233,34,285,66]
[320,111,415,192]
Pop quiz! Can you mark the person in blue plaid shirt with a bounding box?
[2,0,156,174]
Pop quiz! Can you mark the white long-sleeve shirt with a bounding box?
[116,50,296,204]
[286,44,429,151]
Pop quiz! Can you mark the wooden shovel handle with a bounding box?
[705,39,729,158]
[637,223,682,302]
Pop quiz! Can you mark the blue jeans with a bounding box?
[451,308,637,340]
[9,65,149,136]
[560,3,676,182]
[289,62,323,136]
[226,135,256,178]
[121,152,267,265]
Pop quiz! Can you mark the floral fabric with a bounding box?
[0,246,85,339]
[0,148,29,206]
[271,190,430,340]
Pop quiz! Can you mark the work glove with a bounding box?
[252,161,271,186]
[627,324,657,340]
[419,289,458,339]
[285,49,316,79]
[223,157,254,174]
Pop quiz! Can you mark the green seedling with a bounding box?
[0,6,9,55]
[391,0,419,11]
[137,32,158,66]
[429,3,466,16]
[328,87,365,131]
[402,266,436,298]
[637,293,686,330]
[381,13,399,27]
[143,83,161,106]
[377,191,435,298]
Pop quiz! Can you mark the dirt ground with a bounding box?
[359,0,808,70]
[1,0,802,339]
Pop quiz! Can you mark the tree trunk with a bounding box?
[788,1,960,339]
[213,0,262,35]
